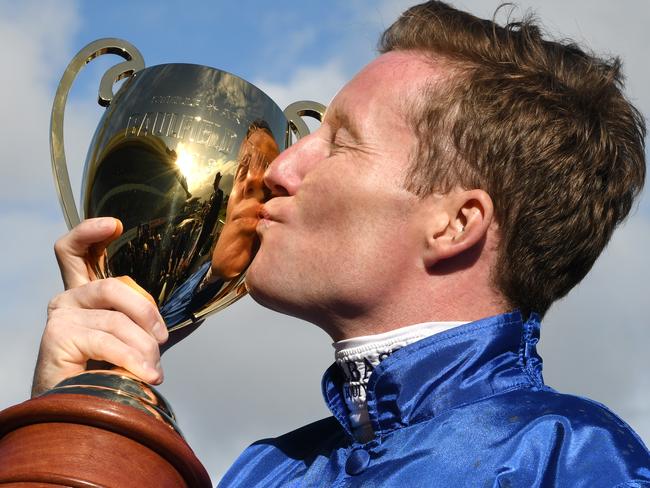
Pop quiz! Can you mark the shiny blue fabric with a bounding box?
[219,312,650,487]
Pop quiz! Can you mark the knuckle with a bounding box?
[123,352,140,369]
[42,318,59,340]
[99,277,120,296]
[108,310,130,332]
[53,237,67,258]
[45,303,74,331]
[47,293,64,312]
[42,322,69,347]
[46,305,65,323]
[143,337,159,358]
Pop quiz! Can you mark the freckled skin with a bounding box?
[247,51,502,341]
[246,52,445,337]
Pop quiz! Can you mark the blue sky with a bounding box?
[0,0,648,481]
[75,2,375,78]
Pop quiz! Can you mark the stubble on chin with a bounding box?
[245,257,290,315]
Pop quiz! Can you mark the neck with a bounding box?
[320,293,506,342]
[308,233,507,341]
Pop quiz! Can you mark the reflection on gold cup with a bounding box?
[49,38,325,432]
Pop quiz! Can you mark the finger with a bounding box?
[116,276,157,306]
[54,217,122,289]
[88,219,123,265]
[72,308,163,373]
[69,326,162,385]
[33,308,164,396]
[51,278,168,343]
[86,219,124,281]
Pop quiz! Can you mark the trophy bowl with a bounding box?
[0,37,325,488]
[47,39,325,431]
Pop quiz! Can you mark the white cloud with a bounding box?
[0,1,85,205]
[0,1,84,404]
[254,59,348,114]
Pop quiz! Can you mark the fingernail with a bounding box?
[142,361,163,383]
[153,321,169,342]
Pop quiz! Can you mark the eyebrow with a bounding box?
[327,106,362,141]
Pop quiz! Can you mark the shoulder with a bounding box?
[507,387,647,446]
[218,416,346,487]
[489,387,650,484]
[396,387,650,486]
[251,415,345,458]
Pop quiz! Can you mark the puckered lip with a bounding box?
[258,205,273,222]
[256,199,288,233]
[230,199,262,223]
[258,196,289,223]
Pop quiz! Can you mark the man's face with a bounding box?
[246,52,447,333]
[210,128,278,280]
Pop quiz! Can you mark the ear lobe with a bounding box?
[423,189,493,267]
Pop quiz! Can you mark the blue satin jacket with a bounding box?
[219,312,650,487]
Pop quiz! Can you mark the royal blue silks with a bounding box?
[219,311,650,487]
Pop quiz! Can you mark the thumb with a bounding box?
[54,217,123,289]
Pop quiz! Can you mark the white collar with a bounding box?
[334,320,467,356]
[333,320,467,442]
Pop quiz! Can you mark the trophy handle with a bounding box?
[283,100,327,144]
[50,38,145,230]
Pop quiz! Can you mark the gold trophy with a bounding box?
[0,38,325,486]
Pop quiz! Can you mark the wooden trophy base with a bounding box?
[0,393,211,487]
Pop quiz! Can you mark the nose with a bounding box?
[243,169,266,202]
[264,132,324,197]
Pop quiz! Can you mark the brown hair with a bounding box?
[380,1,646,316]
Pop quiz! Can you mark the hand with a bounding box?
[32,217,168,397]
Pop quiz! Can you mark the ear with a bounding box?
[423,189,494,267]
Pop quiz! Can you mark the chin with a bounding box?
[245,260,273,305]
[245,260,294,316]
[246,276,283,315]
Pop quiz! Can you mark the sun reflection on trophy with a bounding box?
[0,38,325,486]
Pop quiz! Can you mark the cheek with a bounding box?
[296,185,414,271]
[225,188,242,216]
[295,169,364,227]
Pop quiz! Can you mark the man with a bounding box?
[33,1,649,486]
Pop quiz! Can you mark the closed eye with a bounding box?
[330,126,358,155]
